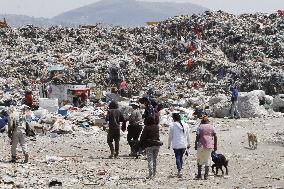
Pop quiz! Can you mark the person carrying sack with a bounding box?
[8,106,30,163]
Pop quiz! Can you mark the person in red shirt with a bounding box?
[119,80,128,97]
[187,59,193,70]
[25,91,33,108]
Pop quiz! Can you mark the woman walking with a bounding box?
[168,113,190,177]
[140,116,162,179]
[194,115,217,180]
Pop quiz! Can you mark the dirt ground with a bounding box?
[0,116,284,189]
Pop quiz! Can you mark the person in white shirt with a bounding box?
[168,113,191,177]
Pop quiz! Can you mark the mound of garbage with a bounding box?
[0,11,284,96]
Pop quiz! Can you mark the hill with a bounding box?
[0,14,75,28]
[52,0,208,27]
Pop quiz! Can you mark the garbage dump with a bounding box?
[0,11,284,97]
[0,10,284,189]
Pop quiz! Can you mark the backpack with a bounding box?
[145,105,159,125]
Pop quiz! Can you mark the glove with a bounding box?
[168,146,170,150]
[121,122,126,132]
[185,151,188,156]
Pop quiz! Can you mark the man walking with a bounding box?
[105,101,126,158]
[8,106,29,163]
[229,85,240,119]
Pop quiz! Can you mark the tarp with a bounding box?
[146,22,159,25]
[48,65,65,72]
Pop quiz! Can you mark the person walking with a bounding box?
[8,106,29,163]
[229,85,240,119]
[140,116,162,179]
[194,115,217,180]
[25,91,33,108]
[105,101,126,158]
[119,80,128,97]
[168,113,190,177]
[127,102,143,156]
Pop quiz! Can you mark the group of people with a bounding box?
[105,96,218,179]
[2,86,221,180]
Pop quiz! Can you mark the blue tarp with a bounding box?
[0,116,8,129]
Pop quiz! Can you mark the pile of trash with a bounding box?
[0,11,284,96]
[0,11,284,123]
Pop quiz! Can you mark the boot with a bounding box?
[24,154,29,163]
[10,156,16,163]
[146,170,153,179]
[114,141,119,158]
[153,167,156,178]
[177,170,182,178]
[195,165,202,179]
[114,151,119,158]
[204,166,209,180]
[108,143,114,158]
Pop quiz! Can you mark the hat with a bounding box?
[201,115,209,122]
[171,111,180,115]
[130,102,140,107]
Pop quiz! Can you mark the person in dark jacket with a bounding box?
[105,101,126,158]
[140,116,161,179]
[127,103,143,156]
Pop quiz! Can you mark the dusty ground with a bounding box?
[1,116,284,189]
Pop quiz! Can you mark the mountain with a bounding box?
[52,0,209,27]
[0,0,208,28]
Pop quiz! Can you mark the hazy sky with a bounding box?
[0,0,284,18]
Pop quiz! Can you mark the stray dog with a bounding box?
[247,133,257,149]
[211,151,228,176]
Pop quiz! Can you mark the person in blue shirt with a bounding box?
[230,86,240,119]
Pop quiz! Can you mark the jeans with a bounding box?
[230,101,240,118]
[173,148,186,172]
[146,146,160,176]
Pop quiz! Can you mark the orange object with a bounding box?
[187,59,194,68]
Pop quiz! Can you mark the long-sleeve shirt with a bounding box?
[8,111,27,134]
[105,109,125,131]
[129,109,143,125]
[140,124,160,148]
[168,121,190,149]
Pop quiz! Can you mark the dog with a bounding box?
[211,151,228,176]
[247,133,257,149]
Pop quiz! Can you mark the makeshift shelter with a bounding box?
[66,84,90,107]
